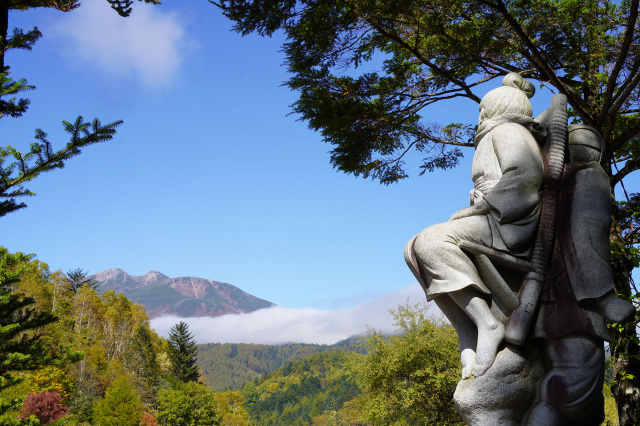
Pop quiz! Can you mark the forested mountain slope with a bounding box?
[197,336,364,391]
[240,351,362,425]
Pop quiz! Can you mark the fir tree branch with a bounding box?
[0,117,122,217]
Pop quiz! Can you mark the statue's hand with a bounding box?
[449,199,491,221]
[450,208,473,221]
[470,189,485,206]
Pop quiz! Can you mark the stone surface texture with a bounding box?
[454,344,544,426]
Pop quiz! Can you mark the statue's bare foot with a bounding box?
[472,322,504,377]
[460,348,476,379]
[596,292,635,323]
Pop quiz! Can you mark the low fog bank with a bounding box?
[150,284,440,345]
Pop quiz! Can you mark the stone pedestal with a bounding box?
[454,343,544,425]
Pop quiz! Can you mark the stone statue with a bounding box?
[405,73,544,378]
[525,125,634,425]
[404,73,635,425]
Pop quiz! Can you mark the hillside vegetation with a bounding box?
[227,304,465,425]
[197,337,364,391]
[241,351,361,425]
[0,248,250,425]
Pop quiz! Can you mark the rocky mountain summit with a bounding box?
[91,268,274,319]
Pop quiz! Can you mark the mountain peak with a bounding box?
[140,270,170,285]
[92,268,274,319]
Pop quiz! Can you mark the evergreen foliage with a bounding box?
[106,0,161,17]
[0,0,165,219]
[168,321,200,383]
[65,269,99,294]
[216,0,640,185]
[0,115,122,218]
[0,248,81,393]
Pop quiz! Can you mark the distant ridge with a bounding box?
[91,268,275,319]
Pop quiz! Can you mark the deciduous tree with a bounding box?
[156,381,221,426]
[18,391,69,425]
[125,325,161,406]
[349,303,461,424]
[215,1,640,423]
[92,375,144,426]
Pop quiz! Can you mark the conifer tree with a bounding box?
[65,268,99,294]
[0,248,81,393]
[167,321,200,383]
[125,325,160,406]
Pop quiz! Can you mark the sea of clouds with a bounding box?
[150,284,441,345]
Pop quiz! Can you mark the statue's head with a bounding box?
[568,124,604,163]
[479,73,535,125]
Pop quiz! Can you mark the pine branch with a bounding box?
[107,0,134,17]
[0,116,123,217]
[0,73,34,119]
[107,0,162,18]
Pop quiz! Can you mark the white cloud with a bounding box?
[150,284,441,345]
[51,2,191,87]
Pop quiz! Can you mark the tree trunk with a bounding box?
[0,0,8,72]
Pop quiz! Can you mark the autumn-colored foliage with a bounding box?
[18,391,69,425]
[140,412,157,426]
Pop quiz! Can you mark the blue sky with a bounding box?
[2,1,615,344]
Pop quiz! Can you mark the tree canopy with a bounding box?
[350,303,462,425]
[216,0,639,184]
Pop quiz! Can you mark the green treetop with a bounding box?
[65,268,100,294]
[156,381,221,426]
[216,0,639,185]
[168,321,200,383]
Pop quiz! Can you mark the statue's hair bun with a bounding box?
[502,73,535,99]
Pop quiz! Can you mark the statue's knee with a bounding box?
[414,227,448,259]
[540,373,604,423]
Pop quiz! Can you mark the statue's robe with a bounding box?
[410,119,544,300]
